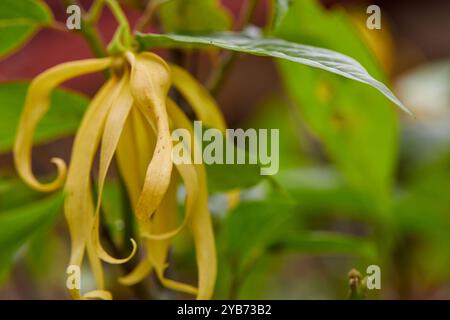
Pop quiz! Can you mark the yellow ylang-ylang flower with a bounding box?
[13,51,227,300]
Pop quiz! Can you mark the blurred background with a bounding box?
[0,0,449,299]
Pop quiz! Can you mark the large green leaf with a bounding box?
[0,82,89,153]
[274,0,399,203]
[0,0,53,58]
[159,0,231,33]
[0,193,63,283]
[136,31,409,114]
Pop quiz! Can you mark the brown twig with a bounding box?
[135,0,159,32]
[206,0,260,96]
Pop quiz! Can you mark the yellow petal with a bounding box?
[118,259,152,286]
[116,107,156,284]
[166,99,217,300]
[119,103,198,294]
[82,290,113,300]
[140,162,198,241]
[92,74,137,264]
[170,64,226,133]
[141,99,199,241]
[86,239,105,290]
[65,76,122,298]
[127,52,173,222]
[170,64,240,208]
[14,58,112,192]
[145,173,198,296]
[116,107,154,206]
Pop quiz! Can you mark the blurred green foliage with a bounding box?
[159,0,231,33]
[0,82,89,153]
[0,0,53,58]
[274,0,398,207]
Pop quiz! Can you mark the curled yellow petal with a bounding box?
[86,240,105,290]
[118,105,199,293]
[117,107,156,285]
[170,64,241,208]
[14,58,112,192]
[82,290,113,300]
[167,100,217,300]
[92,74,137,264]
[144,173,198,296]
[65,76,122,299]
[127,52,173,222]
[141,99,200,241]
[116,107,154,206]
[119,260,153,286]
[170,63,226,133]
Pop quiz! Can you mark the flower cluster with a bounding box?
[14,51,226,299]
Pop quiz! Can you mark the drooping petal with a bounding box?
[170,64,226,133]
[145,173,198,295]
[64,76,124,299]
[170,64,241,209]
[118,103,198,292]
[14,58,112,192]
[86,239,105,292]
[118,259,152,286]
[116,107,156,284]
[82,290,112,300]
[166,99,217,300]
[126,52,173,222]
[92,74,137,264]
[141,99,199,241]
[116,107,154,205]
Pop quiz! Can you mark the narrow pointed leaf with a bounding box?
[136,31,410,114]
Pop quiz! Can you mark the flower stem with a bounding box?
[63,0,107,58]
[105,0,132,48]
[81,22,108,58]
[135,0,160,32]
[86,0,105,24]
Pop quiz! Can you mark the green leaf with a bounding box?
[159,0,231,33]
[136,31,409,114]
[25,226,58,280]
[219,199,296,271]
[193,127,265,193]
[244,96,306,170]
[274,231,377,259]
[394,151,450,237]
[0,82,89,153]
[0,177,42,211]
[273,0,400,203]
[0,193,63,283]
[0,0,53,58]
[206,160,263,193]
[274,167,374,218]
